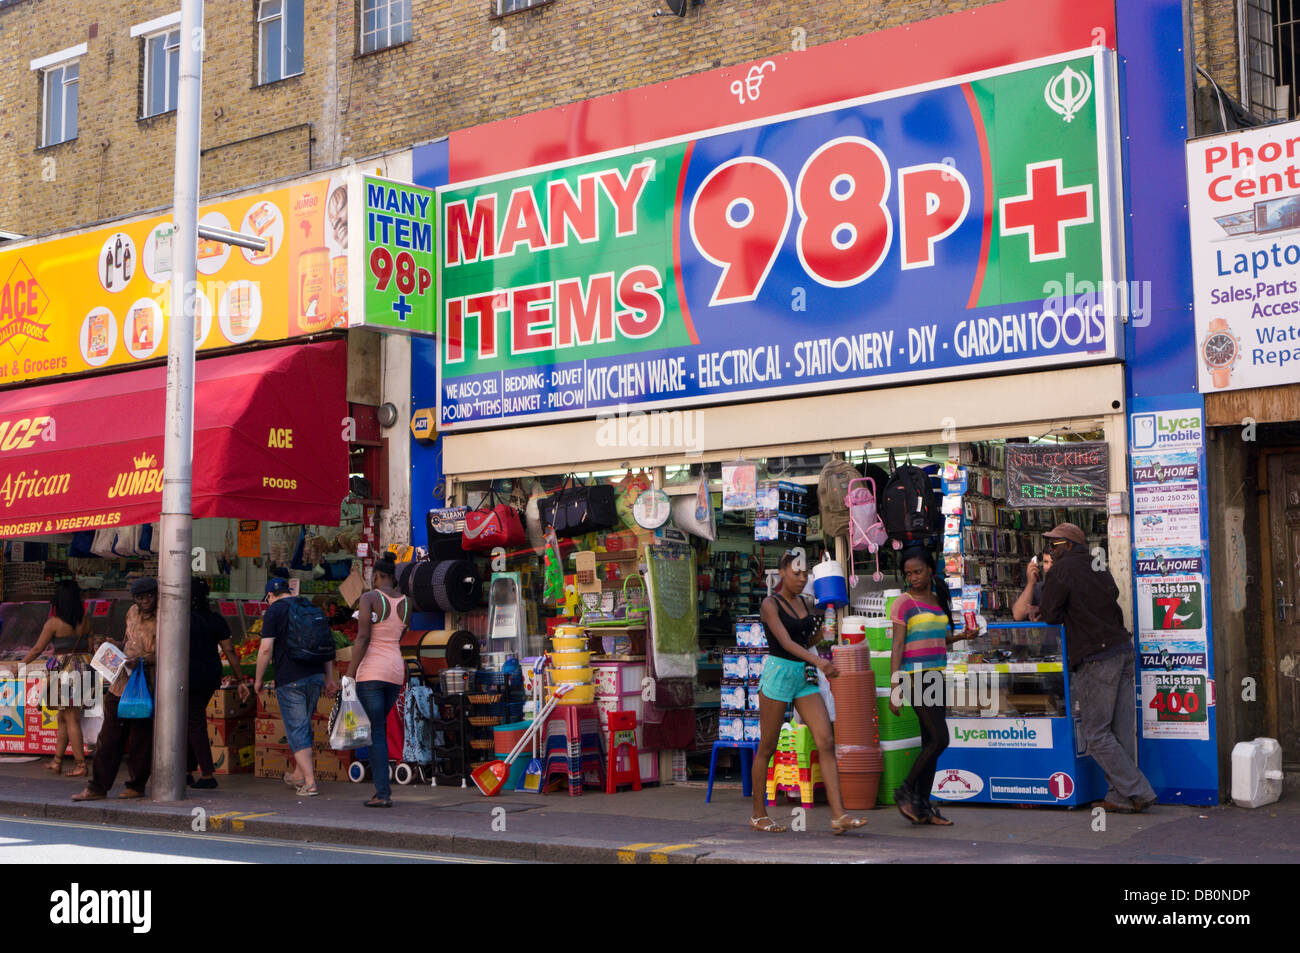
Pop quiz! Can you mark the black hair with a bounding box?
[52,579,84,628]
[191,576,211,612]
[899,546,954,631]
[373,558,398,581]
[778,549,805,571]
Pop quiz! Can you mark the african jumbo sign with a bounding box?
[436,49,1122,429]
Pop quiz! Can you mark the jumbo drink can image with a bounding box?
[296,246,331,332]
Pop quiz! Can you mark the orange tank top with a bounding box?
[354,591,407,685]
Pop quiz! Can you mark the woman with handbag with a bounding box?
[22,580,93,776]
[749,551,868,836]
[350,557,411,807]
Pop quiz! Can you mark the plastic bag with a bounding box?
[117,664,154,719]
[328,676,371,750]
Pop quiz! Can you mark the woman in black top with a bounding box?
[749,550,867,835]
[186,577,249,789]
[22,580,92,776]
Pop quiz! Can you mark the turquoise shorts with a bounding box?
[758,655,821,705]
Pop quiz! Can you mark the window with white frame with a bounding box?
[498,0,547,13]
[41,61,79,146]
[360,0,411,54]
[143,27,181,117]
[259,0,304,84]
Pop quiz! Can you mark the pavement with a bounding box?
[1,758,1297,863]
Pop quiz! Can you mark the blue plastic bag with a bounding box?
[118,665,154,719]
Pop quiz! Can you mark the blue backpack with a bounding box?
[284,597,336,664]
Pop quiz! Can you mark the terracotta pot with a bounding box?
[838,771,882,810]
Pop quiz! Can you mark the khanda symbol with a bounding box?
[1045,65,1093,123]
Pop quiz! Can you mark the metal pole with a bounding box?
[154,0,204,803]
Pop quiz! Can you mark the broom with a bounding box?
[471,683,573,797]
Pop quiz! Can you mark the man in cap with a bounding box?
[1038,523,1157,813]
[255,577,338,797]
[74,577,159,801]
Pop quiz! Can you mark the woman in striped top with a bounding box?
[888,547,975,826]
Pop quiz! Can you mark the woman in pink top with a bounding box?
[351,558,410,807]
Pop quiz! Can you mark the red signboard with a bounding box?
[0,340,349,537]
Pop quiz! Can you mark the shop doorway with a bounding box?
[1266,453,1300,768]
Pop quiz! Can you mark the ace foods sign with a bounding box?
[437,50,1123,429]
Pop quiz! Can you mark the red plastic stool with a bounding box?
[605,710,642,793]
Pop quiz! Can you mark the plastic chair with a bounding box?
[604,710,641,793]
[706,740,758,802]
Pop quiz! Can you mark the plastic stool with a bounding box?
[543,704,604,796]
[605,710,641,793]
[706,740,758,802]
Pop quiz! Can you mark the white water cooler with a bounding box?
[1230,737,1284,808]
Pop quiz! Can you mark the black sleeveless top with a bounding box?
[762,593,818,662]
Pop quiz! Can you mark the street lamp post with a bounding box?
[153,0,264,802]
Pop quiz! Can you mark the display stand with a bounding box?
[932,622,1106,807]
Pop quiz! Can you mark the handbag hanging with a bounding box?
[537,473,618,538]
[462,485,527,552]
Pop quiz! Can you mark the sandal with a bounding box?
[364,794,392,808]
[295,782,319,797]
[46,758,63,773]
[68,762,87,778]
[924,805,954,826]
[831,814,868,835]
[748,815,788,833]
[283,771,303,787]
[893,785,925,824]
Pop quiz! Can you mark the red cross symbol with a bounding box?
[999,160,1093,261]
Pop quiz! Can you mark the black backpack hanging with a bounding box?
[882,450,941,546]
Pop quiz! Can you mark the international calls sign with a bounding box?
[436,49,1122,429]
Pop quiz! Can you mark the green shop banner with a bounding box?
[437,50,1123,429]
[355,175,436,335]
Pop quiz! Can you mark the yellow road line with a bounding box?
[617,842,660,864]
[231,812,277,831]
[649,843,697,864]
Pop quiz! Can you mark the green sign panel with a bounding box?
[1149,580,1204,631]
[363,175,436,335]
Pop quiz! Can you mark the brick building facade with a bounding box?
[0,0,1267,239]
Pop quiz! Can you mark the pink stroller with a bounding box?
[847,477,888,583]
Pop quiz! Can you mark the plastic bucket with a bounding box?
[840,615,868,644]
[813,573,848,607]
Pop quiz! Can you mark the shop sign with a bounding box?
[1129,409,1203,453]
[357,175,436,336]
[437,49,1122,429]
[1134,546,1203,576]
[1137,575,1205,633]
[1005,441,1108,507]
[1141,671,1211,740]
[947,717,1053,749]
[988,773,1073,803]
[1185,118,1300,393]
[1139,641,1208,671]
[0,171,351,387]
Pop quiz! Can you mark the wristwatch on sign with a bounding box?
[1201,317,1239,389]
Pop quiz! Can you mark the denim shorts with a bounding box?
[758,655,821,705]
[276,673,324,752]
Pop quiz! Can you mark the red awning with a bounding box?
[0,339,348,537]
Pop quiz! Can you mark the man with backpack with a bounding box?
[255,578,339,797]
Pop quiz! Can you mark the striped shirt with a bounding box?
[891,594,950,672]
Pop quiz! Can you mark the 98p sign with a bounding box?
[437,49,1122,428]
[364,176,436,336]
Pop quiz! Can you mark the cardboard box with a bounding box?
[312,719,330,744]
[210,744,254,775]
[254,718,288,747]
[256,691,280,719]
[207,686,256,719]
[254,744,292,779]
[207,717,254,749]
[312,751,350,782]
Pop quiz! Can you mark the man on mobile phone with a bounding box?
[1011,550,1054,622]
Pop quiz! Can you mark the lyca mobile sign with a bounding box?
[437,49,1122,429]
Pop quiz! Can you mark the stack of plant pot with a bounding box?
[829,641,884,809]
